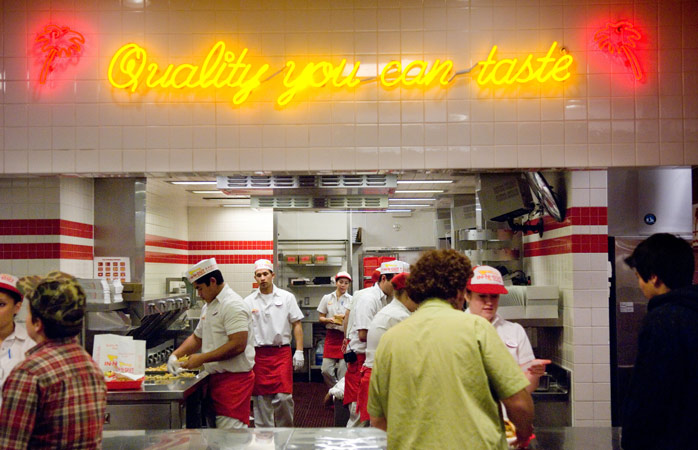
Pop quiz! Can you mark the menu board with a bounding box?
[94,257,130,282]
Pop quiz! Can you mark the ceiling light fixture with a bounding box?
[389,198,435,202]
[170,181,217,185]
[384,204,430,208]
[394,189,445,194]
[221,204,252,208]
[191,190,223,194]
[396,180,453,184]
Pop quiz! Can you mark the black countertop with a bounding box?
[102,427,621,449]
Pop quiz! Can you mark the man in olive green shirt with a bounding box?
[368,249,533,449]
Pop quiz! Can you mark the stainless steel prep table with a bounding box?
[102,427,621,449]
[105,372,209,430]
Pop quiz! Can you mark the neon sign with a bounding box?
[476,41,573,86]
[594,21,643,81]
[35,25,85,84]
[107,41,574,106]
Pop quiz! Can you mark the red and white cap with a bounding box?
[379,260,410,275]
[334,271,352,282]
[467,266,508,295]
[0,273,21,297]
[254,258,274,274]
[185,258,219,284]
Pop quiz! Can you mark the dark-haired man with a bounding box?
[0,271,106,449]
[621,233,698,450]
[170,258,256,429]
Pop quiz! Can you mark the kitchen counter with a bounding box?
[105,372,209,430]
[102,427,621,449]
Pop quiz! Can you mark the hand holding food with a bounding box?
[180,353,204,370]
[167,354,184,375]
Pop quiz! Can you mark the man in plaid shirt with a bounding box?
[0,271,106,449]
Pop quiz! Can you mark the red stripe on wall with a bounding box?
[0,219,93,239]
[0,243,93,260]
[524,235,608,256]
[189,241,274,251]
[523,207,608,236]
[145,235,274,252]
[145,234,188,250]
[145,252,274,264]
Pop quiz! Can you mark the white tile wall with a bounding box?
[2,1,697,173]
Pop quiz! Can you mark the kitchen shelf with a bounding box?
[288,284,335,288]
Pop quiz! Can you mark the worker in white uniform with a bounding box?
[244,259,304,427]
[344,260,409,427]
[168,258,256,429]
[465,266,551,394]
[0,273,36,409]
[357,272,417,423]
[316,271,352,388]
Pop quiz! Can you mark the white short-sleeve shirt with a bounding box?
[347,284,387,354]
[491,314,535,365]
[194,284,255,373]
[0,323,36,397]
[364,299,411,368]
[244,285,304,347]
[317,290,351,331]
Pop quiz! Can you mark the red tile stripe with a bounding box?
[0,219,93,238]
[145,235,274,251]
[523,207,608,235]
[144,252,274,264]
[524,235,608,256]
[0,243,93,260]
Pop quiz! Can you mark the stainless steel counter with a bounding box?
[105,372,209,430]
[102,427,621,449]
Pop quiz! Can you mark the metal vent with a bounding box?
[251,196,388,209]
[218,174,396,189]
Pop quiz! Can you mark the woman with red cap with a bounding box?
[316,271,352,388]
[357,272,417,424]
[465,266,550,393]
[0,274,36,408]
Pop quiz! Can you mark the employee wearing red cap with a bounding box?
[0,274,36,408]
[356,272,416,424]
[316,271,352,388]
[465,266,550,393]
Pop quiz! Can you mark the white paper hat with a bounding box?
[379,260,410,275]
[254,259,274,273]
[0,273,21,297]
[185,258,219,284]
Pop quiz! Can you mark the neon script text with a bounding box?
[476,41,573,86]
[108,41,270,104]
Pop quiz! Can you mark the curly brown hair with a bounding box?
[405,249,473,304]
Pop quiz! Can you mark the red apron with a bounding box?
[209,371,255,425]
[343,352,366,405]
[252,346,293,396]
[323,329,345,360]
[357,366,372,422]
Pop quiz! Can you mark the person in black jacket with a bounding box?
[621,233,698,450]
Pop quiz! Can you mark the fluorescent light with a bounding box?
[170,181,216,185]
[221,204,251,208]
[397,180,453,184]
[318,209,412,213]
[191,190,223,194]
[389,198,435,202]
[394,189,444,194]
[385,204,430,207]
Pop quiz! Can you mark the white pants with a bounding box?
[320,357,347,388]
[345,402,367,428]
[216,415,247,430]
[253,393,294,427]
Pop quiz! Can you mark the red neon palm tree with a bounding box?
[35,24,85,84]
[593,21,643,81]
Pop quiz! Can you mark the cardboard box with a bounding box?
[298,255,313,264]
[284,254,300,264]
[313,254,328,264]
